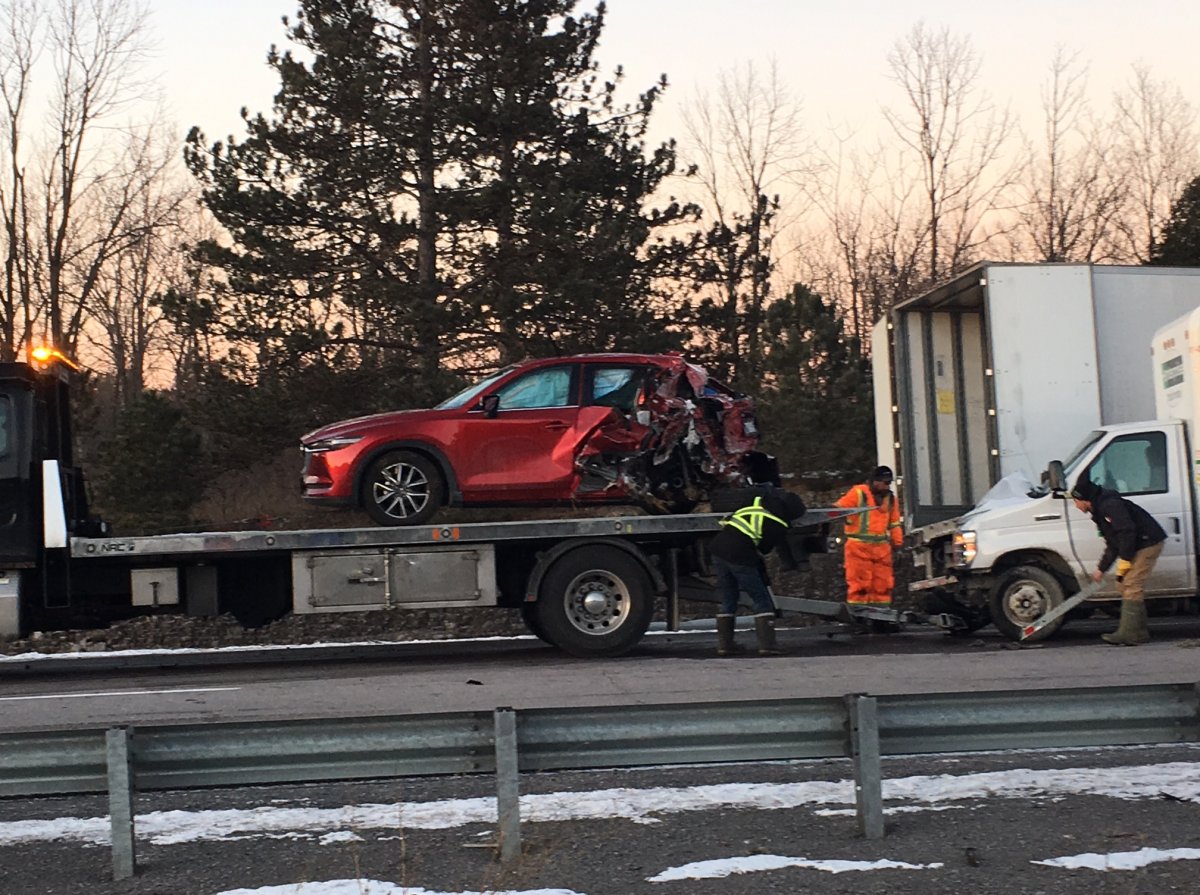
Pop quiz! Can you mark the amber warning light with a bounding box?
[29,345,81,371]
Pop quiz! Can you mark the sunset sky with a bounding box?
[156,0,1198,145]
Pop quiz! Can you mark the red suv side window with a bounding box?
[587,366,647,411]
[495,366,576,409]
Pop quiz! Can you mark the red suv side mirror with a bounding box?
[481,394,501,418]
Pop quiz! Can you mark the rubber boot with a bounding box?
[1101,600,1150,646]
[716,615,737,657]
[755,614,781,656]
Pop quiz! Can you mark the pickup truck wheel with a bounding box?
[989,565,1066,642]
[362,450,443,526]
[536,546,654,658]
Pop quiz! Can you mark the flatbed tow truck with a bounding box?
[0,356,961,658]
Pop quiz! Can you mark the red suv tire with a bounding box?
[362,450,444,526]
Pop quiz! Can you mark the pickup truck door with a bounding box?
[1075,426,1194,594]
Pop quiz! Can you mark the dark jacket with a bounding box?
[709,488,804,570]
[1089,488,1167,572]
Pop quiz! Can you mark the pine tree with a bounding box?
[756,283,874,478]
[92,392,206,534]
[184,0,696,383]
[684,194,776,389]
[1151,174,1200,266]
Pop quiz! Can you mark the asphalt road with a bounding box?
[1,616,1198,733]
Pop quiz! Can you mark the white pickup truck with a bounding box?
[909,304,1200,641]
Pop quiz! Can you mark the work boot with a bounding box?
[755,614,781,656]
[1101,600,1150,646]
[716,614,738,656]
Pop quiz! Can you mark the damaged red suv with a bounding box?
[301,353,778,525]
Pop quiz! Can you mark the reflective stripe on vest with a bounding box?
[719,496,787,545]
[844,484,902,539]
[843,486,869,537]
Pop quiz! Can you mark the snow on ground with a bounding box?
[1034,847,1200,871]
[4,760,1200,894]
[212,885,582,895]
[0,636,535,664]
[646,855,944,881]
[1,761,1198,850]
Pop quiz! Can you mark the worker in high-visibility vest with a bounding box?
[835,466,903,609]
[709,487,806,656]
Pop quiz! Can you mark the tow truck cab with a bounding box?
[0,360,108,634]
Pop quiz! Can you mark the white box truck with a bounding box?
[876,263,1200,529]
[901,288,1200,641]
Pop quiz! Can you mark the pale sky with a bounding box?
[151,0,1199,149]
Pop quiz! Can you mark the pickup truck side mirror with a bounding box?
[481,394,500,418]
[1046,460,1066,492]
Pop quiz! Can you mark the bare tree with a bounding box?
[1110,64,1198,262]
[0,0,190,388]
[883,22,1017,285]
[39,0,153,353]
[81,122,191,402]
[0,0,39,359]
[1013,49,1128,263]
[800,126,931,350]
[681,59,808,384]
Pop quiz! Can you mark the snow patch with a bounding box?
[814,804,966,817]
[212,884,583,895]
[318,831,364,845]
[2,762,1198,848]
[648,855,942,881]
[1034,847,1200,871]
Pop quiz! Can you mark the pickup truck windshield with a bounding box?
[1061,430,1105,480]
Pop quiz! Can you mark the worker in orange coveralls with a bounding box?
[835,466,903,607]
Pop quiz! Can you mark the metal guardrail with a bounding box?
[1,681,1197,879]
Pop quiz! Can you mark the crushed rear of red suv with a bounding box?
[301,353,778,525]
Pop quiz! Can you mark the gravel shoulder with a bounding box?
[2,745,1198,895]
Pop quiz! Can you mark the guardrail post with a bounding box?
[666,548,681,631]
[106,726,136,879]
[493,706,521,863]
[847,695,884,840]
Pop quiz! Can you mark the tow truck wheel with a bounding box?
[362,450,443,526]
[989,565,1066,642]
[520,602,552,643]
[536,546,654,658]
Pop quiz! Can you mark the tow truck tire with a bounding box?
[363,450,443,526]
[536,546,654,658]
[520,602,552,643]
[989,564,1066,642]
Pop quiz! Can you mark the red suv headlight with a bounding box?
[303,435,364,453]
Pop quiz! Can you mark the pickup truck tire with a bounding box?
[536,546,654,658]
[990,565,1066,642]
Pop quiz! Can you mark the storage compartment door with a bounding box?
[293,546,498,614]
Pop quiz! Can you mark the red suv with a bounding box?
[301,353,777,525]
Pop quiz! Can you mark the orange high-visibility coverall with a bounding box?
[835,483,903,605]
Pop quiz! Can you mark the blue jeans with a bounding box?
[713,556,775,615]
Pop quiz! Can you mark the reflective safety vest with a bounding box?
[836,483,903,545]
[719,497,787,545]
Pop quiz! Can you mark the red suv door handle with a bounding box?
[543,421,570,431]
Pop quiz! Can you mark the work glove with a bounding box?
[1115,558,1132,582]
